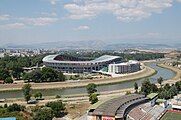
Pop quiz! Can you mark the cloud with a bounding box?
[74,25,90,30]
[50,0,57,5]
[19,17,58,26]
[0,14,10,20]
[0,23,25,30]
[64,0,173,22]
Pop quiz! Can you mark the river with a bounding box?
[0,62,176,99]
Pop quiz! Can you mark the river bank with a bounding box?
[0,63,156,92]
[157,63,181,83]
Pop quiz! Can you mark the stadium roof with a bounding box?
[43,54,120,64]
[88,96,119,111]
[89,94,146,118]
[109,60,139,66]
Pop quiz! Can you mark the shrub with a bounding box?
[4,77,13,83]
[89,93,98,104]
[125,91,131,95]
[86,83,97,94]
[34,92,43,99]
[33,107,54,120]
[55,95,61,98]
[45,100,66,117]
[4,104,7,108]
[7,103,25,112]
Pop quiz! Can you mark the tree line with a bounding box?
[134,77,181,100]
[0,54,46,82]
[61,51,164,61]
[23,67,65,83]
[0,54,66,83]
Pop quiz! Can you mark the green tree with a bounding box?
[157,77,163,87]
[141,79,152,95]
[159,84,178,100]
[0,69,10,80]
[31,69,42,82]
[41,67,58,82]
[158,90,168,99]
[46,100,66,117]
[58,72,65,81]
[150,84,158,93]
[22,83,32,103]
[11,66,23,80]
[33,107,54,120]
[4,104,7,108]
[89,93,98,104]
[34,92,42,99]
[175,81,181,91]
[164,83,171,91]
[4,77,13,83]
[134,82,138,93]
[168,85,178,98]
[22,72,32,82]
[24,67,66,83]
[86,83,97,94]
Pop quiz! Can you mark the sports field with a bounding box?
[161,111,181,120]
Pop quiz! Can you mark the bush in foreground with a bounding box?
[33,107,54,120]
[89,93,98,104]
[7,103,25,112]
[45,100,66,117]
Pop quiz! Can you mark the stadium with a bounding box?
[87,93,169,120]
[42,54,121,73]
[87,94,148,120]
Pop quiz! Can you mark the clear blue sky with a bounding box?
[0,0,181,46]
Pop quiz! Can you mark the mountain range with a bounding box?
[2,40,181,50]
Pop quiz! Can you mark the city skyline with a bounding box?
[0,0,181,46]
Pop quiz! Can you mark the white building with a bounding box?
[108,60,140,74]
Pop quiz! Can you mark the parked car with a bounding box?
[27,99,37,104]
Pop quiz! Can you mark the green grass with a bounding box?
[161,111,181,120]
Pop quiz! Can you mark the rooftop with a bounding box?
[156,99,166,103]
[88,94,146,118]
[43,54,120,64]
[109,60,139,66]
[147,93,158,99]
[0,117,16,120]
[88,95,119,111]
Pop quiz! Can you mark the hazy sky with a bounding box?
[0,0,181,46]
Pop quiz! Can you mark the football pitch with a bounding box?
[161,111,181,120]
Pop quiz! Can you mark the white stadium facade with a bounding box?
[108,60,141,74]
[42,54,121,73]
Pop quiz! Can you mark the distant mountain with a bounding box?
[103,43,173,50]
[4,40,106,49]
[3,40,181,50]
